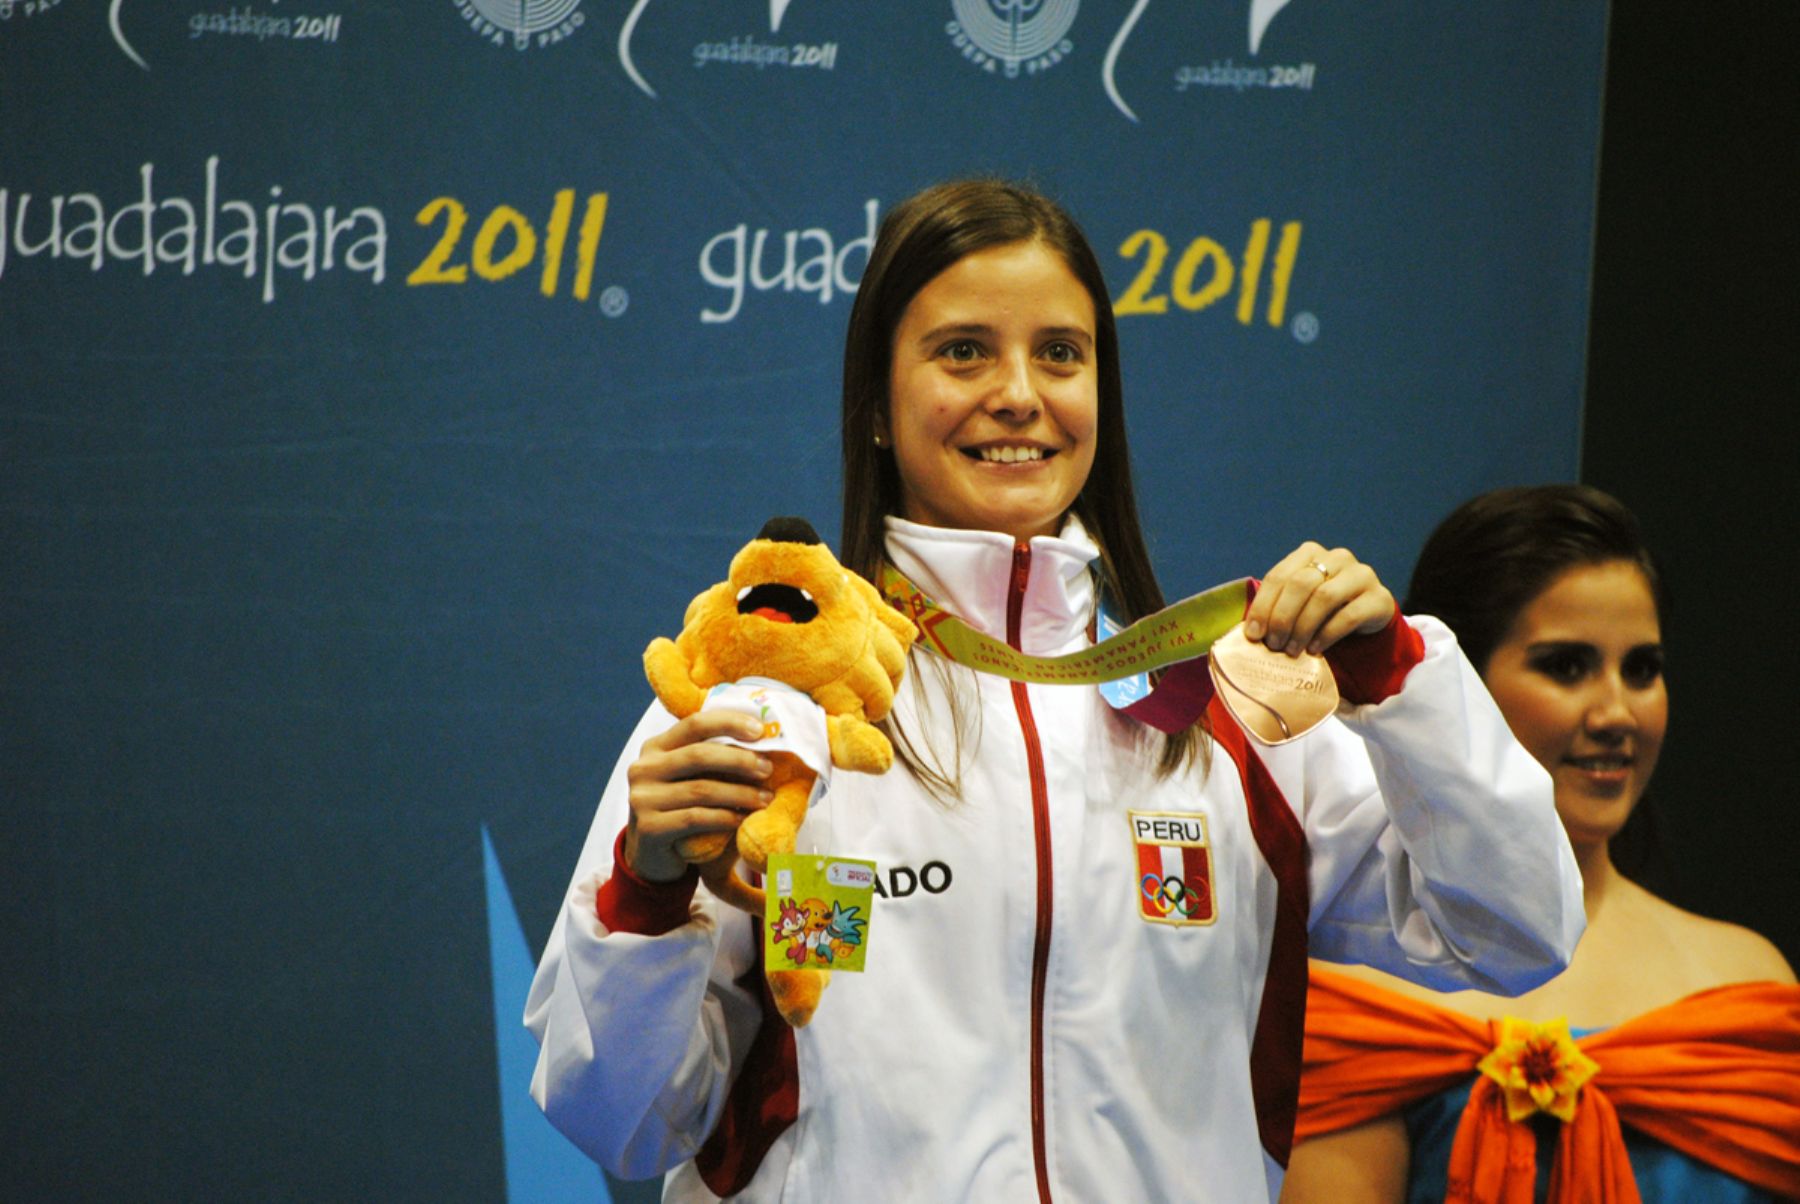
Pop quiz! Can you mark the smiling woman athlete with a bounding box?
[1281,485,1799,1204]
[526,180,1586,1203]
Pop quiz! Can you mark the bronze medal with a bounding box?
[1207,624,1339,745]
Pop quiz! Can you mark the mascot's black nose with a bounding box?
[758,516,822,545]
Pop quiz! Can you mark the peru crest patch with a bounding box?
[1129,810,1216,926]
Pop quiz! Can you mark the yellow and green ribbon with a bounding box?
[876,563,1250,687]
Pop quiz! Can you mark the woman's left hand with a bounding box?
[1244,541,1396,657]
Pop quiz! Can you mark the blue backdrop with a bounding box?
[2,2,1606,1198]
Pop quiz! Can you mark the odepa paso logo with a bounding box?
[2,0,69,24]
[455,0,584,50]
[946,0,1078,79]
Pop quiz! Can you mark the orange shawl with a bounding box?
[1296,968,1800,1202]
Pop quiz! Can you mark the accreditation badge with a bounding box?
[1129,810,1216,926]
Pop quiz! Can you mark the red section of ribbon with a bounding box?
[1115,580,1257,733]
[1118,657,1218,733]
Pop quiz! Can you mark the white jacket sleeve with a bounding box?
[1262,616,1585,994]
[524,703,764,1178]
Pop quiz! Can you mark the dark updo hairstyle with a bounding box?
[1405,483,1668,884]
[1403,484,1666,674]
[839,179,1200,783]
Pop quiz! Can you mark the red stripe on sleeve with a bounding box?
[593,829,698,936]
[1324,605,1424,705]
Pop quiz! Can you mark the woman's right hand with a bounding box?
[623,710,774,882]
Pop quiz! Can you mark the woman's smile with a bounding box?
[1480,560,1667,849]
[882,239,1099,543]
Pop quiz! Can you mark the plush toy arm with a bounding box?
[872,590,920,669]
[643,637,708,718]
[843,579,916,678]
[827,712,894,774]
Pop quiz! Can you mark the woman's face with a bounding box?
[882,240,1099,543]
[1481,560,1668,850]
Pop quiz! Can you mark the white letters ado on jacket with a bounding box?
[527,517,1584,1203]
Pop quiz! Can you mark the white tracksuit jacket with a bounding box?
[527,517,1585,1202]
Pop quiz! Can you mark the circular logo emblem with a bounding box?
[467,0,583,50]
[1140,873,1207,919]
[949,0,1079,78]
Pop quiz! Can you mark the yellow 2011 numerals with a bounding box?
[1114,220,1301,327]
[406,190,608,301]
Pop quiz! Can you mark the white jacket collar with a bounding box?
[882,515,1098,656]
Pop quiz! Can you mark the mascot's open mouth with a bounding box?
[736,583,819,625]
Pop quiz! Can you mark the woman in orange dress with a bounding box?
[1281,484,1799,1203]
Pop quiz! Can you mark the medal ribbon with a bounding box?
[876,563,1254,733]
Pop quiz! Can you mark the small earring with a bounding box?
[873,435,887,448]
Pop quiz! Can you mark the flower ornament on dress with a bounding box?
[1477,1016,1602,1122]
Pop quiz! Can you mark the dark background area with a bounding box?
[1583,1,1798,966]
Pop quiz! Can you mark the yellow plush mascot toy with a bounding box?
[643,517,916,1026]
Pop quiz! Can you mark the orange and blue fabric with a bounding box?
[1296,966,1800,1202]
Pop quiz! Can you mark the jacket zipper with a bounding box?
[1008,542,1056,1204]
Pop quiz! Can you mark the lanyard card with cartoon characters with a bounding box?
[764,854,876,973]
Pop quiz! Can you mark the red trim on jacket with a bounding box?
[1209,695,1311,1166]
[601,835,797,1195]
[1009,543,1058,1204]
[1324,605,1423,705]
[696,936,800,1196]
[598,843,802,1195]
[594,829,698,936]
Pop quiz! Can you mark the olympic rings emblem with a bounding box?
[1140,872,1207,919]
